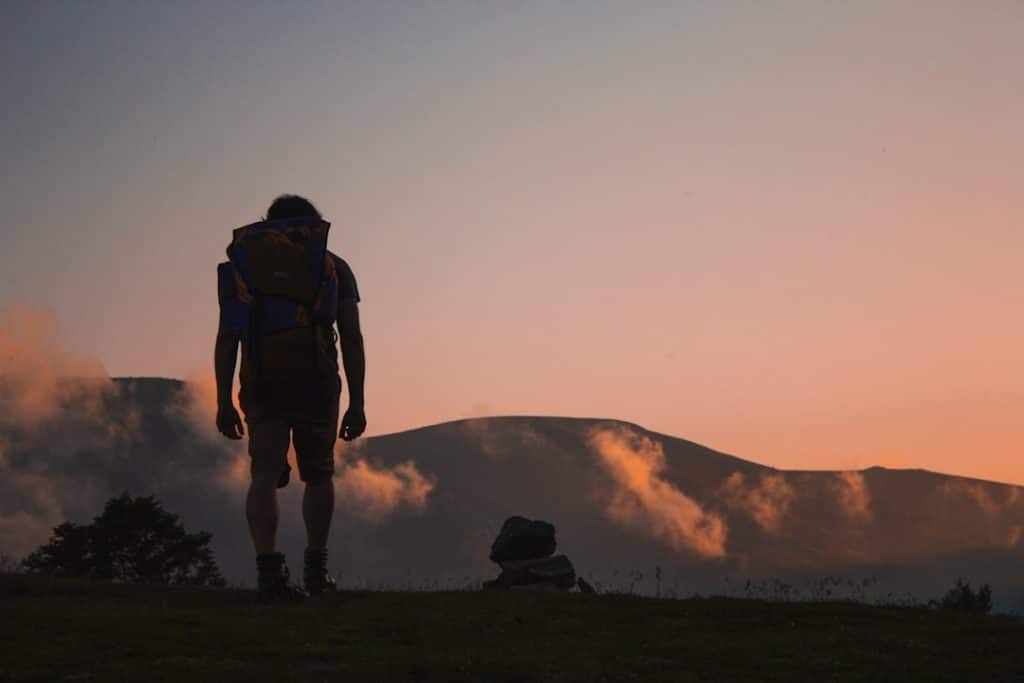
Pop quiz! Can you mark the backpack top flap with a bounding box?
[227,217,331,305]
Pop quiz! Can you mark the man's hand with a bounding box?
[340,406,366,441]
[216,404,245,440]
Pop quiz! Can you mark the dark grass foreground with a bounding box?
[2,575,1023,682]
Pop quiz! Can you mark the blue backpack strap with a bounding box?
[217,262,250,337]
[312,255,339,325]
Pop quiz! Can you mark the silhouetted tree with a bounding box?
[939,578,992,615]
[23,493,225,587]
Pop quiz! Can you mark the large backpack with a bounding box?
[489,516,558,564]
[485,516,580,592]
[218,216,339,380]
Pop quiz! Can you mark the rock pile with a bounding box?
[483,516,592,592]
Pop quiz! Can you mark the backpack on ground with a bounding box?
[218,216,339,379]
[484,516,584,592]
[489,516,557,564]
[484,555,577,591]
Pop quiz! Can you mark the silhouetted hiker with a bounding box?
[214,194,366,601]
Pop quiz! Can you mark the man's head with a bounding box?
[265,194,322,221]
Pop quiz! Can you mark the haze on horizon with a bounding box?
[1,2,1021,483]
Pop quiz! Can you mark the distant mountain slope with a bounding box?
[2,377,1022,608]
[342,414,1024,596]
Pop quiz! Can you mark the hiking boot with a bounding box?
[256,552,308,603]
[303,547,336,596]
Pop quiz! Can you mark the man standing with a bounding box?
[214,194,366,600]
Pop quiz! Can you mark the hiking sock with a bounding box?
[303,546,334,594]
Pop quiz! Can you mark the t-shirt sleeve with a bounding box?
[332,255,361,303]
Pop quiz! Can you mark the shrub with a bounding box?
[939,578,992,615]
[22,493,224,587]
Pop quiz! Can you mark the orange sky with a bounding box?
[1,3,1021,483]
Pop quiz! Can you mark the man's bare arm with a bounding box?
[214,328,244,439]
[337,300,366,440]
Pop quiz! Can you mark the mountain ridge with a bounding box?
[2,374,1016,607]
[109,377,1016,487]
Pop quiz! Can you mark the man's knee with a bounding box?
[301,469,334,487]
[248,419,290,481]
[292,418,337,486]
[294,444,335,486]
[250,470,281,490]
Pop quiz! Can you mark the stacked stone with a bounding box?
[483,516,581,591]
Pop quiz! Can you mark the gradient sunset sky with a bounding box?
[2,2,1021,482]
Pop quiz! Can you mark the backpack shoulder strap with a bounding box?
[217,261,251,337]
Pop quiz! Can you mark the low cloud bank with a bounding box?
[0,306,131,557]
[181,370,437,519]
[174,369,248,489]
[588,425,727,558]
[941,480,1022,547]
[943,480,1019,517]
[335,441,435,521]
[460,417,549,459]
[833,471,872,521]
[0,306,435,571]
[718,472,794,533]
[0,305,109,429]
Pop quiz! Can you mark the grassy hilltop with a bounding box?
[2,575,1023,682]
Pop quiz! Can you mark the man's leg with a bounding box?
[294,418,338,594]
[246,419,305,599]
[246,419,290,553]
[303,478,334,549]
[246,471,280,554]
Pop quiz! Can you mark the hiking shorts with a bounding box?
[247,414,338,486]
